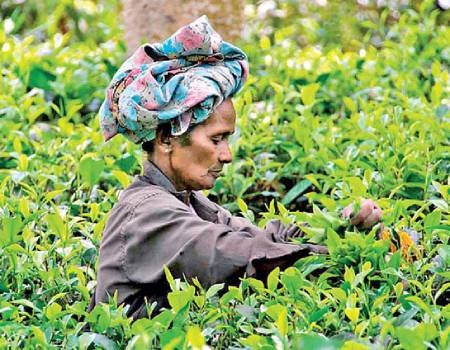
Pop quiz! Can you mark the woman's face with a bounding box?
[168,99,236,191]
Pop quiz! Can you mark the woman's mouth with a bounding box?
[209,170,222,177]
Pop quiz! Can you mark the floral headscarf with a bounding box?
[99,15,249,143]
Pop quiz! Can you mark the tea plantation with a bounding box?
[0,0,449,349]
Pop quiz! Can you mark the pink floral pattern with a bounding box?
[99,15,249,144]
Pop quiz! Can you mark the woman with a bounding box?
[92,16,382,319]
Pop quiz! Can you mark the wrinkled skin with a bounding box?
[342,199,383,229]
[153,99,235,192]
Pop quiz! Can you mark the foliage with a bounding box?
[0,0,449,349]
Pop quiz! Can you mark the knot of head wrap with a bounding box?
[99,15,249,143]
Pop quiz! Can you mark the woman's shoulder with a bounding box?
[116,176,177,208]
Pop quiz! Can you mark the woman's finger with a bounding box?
[362,207,383,228]
[301,244,329,254]
[351,199,379,226]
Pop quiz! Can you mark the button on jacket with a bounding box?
[93,160,322,319]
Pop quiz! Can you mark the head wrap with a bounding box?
[99,15,249,143]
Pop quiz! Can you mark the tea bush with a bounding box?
[0,0,448,349]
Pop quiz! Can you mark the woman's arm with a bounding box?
[99,190,324,289]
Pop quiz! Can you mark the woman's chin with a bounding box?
[188,178,215,191]
[188,172,222,191]
[201,176,217,190]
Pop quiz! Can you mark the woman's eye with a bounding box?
[211,137,221,144]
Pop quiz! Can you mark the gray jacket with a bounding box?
[93,161,325,319]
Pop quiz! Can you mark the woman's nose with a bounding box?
[219,142,232,164]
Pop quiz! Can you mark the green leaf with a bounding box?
[163,266,176,291]
[415,322,438,341]
[393,307,419,327]
[205,283,225,299]
[424,210,441,233]
[78,154,105,187]
[293,334,342,350]
[112,170,131,188]
[280,267,306,295]
[86,305,111,333]
[301,83,320,106]
[13,137,22,153]
[388,250,401,270]
[438,246,450,265]
[65,100,83,119]
[220,286,241,304]
[281,179,312,205]
[126,333,156,350]
[236,304,257,321]
[46,212,68,241]
[79,332,119,350]
[159,327,184,349]
[45,302,62,322]
[152,309,175,328]
[167,286,195,312]
[308,306,329,323]
[341,341,370,350]
[304,174,321,190]
[237,197,248,214]
[240,334,267,348]
[344,266,355,285]
[186,326,205,349]
[194,295,205,309]
[44,189,66,202]
[343,97,357,113]
[247,277,265,292]
[265,304,286,321]
[345,177,367,196]
[267,267,280,291]
[431,83,443,105]
[259,36,271,50]
[345,307,360,324]
[11,299,42,313]
[396,323,438,350]
[431,61,441,78]
[1,216,23,247]
[275,306,288,336]
[114,154,137,172]
[28,64,56,91]
[31,326,48,347]
[313,205,343,228]
[325,228,341,255]
[361,261,372,273]
[405,296,434,317]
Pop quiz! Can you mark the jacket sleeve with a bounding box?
[120,190,319,288]
[210,198,305,243]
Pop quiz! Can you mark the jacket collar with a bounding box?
[142,160,187,201]
[140,160,219,222]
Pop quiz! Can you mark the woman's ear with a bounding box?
[155,127,173,153]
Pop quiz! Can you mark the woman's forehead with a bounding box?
[213,99,235,119]
[201,100,236,133]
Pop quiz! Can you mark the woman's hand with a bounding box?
[342,199,383,229]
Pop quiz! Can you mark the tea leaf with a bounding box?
[0,216,23,247]
[112,170,131,188]
[275,307,288,336]
[78,155,105,187]
[205,283,225,299]
[259,36,271,50]
[167,286,195,312]
[281,179,311,206]
[186,325,205,349]
[267,266,280,291]
[345,307,360,324]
